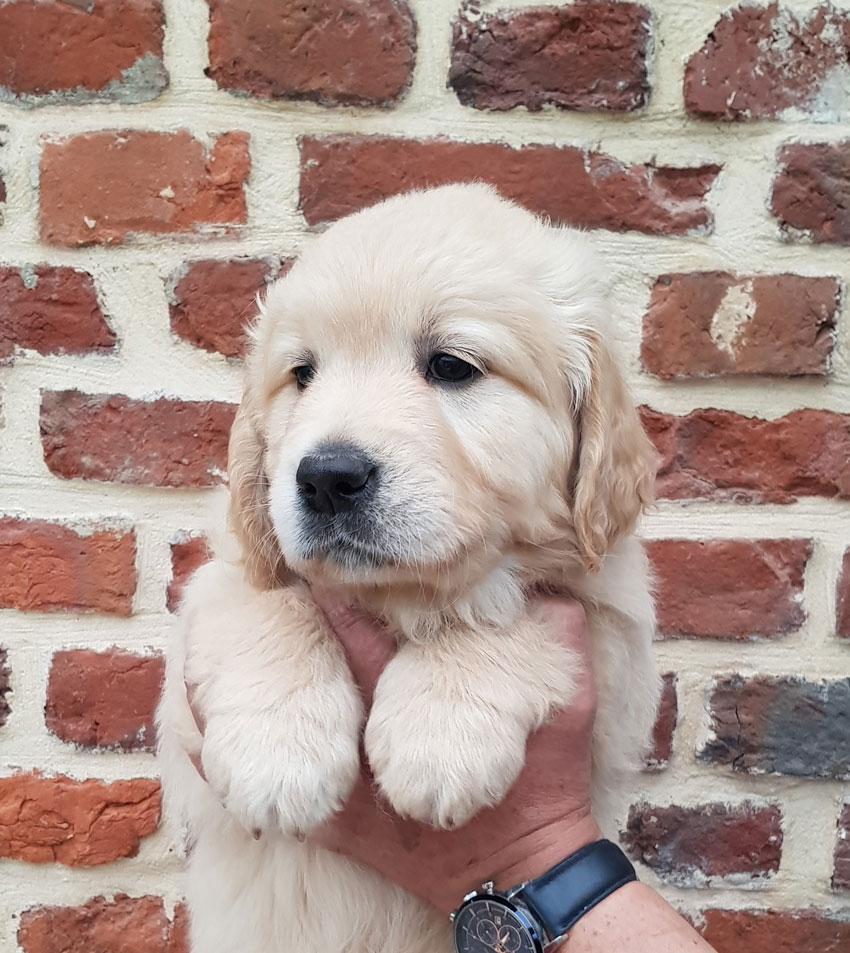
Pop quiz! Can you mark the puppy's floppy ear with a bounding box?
[571,333,657,572]
[227,381,288,590]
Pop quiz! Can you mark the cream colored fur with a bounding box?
[156,184,660,953]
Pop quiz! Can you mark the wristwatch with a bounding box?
[450,839,636,953]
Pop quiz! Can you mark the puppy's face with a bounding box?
[230,186,655,591]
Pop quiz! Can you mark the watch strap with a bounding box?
[516,839,636,943]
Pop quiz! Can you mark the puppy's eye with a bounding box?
[428,353,478,384]
[292,364,315,390]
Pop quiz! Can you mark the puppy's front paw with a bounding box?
[201,685,361,837]
[365,695,527,829]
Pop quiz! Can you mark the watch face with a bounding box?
[453,897,541,953]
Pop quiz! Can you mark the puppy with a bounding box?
[157,184,660,953]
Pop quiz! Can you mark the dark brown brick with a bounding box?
[642,407,850,503]
[702,675,850,779]
[0,265,115,362]
[169,258,292,357]
[641,273,838,378]
[46,649,164,752]
[686,4,850,121]
[834,802,850,890]
[19,895,184,953]
[0,647,9,728]
[40,391,236,487]
[646,673,677,770]
[623,802,782,885]
[167,536,210,612]
[700,908,850,953]
[0,0,166,107]
[449,3,650,112]
[837,550,850,639]
[771,141,850,245]
[206,0,416,106]
[299,135,721,235]
[0,518,136,615]
[648,539,812,640]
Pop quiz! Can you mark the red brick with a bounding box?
[648,539,811,640]
[0,648,9,728]
[299,135,721,235]
[623,802,782,885]
[0,265,115,362]
[686,4,850,121]
[207,0,415,105]
[700,909,850,953]
[771,142,850,245]
[40,391,236,487]
[642,407,850,503]
[169,258,292,357]
[46,649,164,752]
[702,675,850,779]
[836,550,850,639]
[449,3,650,112]
[0,518,136,615]
[39,130,250,246]
[0,772,160,866]
[646,673,677,770]
[0,0,166,107]
[641,273,838,378]
[835,803,850,890]
[167,536,210,612]
[19,895,184,953]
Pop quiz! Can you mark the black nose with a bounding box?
[296,447,376,516]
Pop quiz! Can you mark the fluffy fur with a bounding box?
[156,184,660,953]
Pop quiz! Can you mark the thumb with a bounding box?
[311,588,397,706]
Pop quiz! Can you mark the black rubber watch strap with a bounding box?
[516,839,636,942]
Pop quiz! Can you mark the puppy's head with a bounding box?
[229,185,656,591]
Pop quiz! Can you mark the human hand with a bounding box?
[309,593,600,914]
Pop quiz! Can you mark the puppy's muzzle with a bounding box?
[296,445,377,516]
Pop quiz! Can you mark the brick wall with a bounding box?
[0,1,848,950]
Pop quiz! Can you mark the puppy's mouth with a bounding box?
[297,523,391,571]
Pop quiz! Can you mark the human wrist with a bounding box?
[489,812,603,893]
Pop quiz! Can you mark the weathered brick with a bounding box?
[207,0,415,105]
[39,130,250,246]
[168,536,210,612]
[0,518,136,615]
[299,135,720,235]
[702,675,850,779]
[0,773,160,866]
[700,909,850,953]
[837,550,850,639]
[19,895,185,953]
[646,672,677,770]
[834,803,850,890]
[0,648,9,728]
[0,265,115,362]
[40,391,236,487]
[686,4,850,122]
[648,539,812,640]
[46,649,164,752]
[641,273,838,378]
[449,3,650,112]
[0,0,166,107]
[771,142,850,245]
[623,802,782,885]
[169,258,291,357]
[642,407,850,503]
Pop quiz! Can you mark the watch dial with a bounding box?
[453,899,539,953]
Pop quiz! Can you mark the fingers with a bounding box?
[311,588,397,705]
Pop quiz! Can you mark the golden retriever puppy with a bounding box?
[156,183,660,953]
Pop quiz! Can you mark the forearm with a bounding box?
[564,881,715,953]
